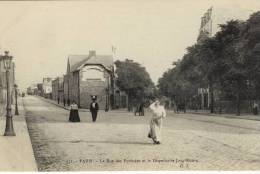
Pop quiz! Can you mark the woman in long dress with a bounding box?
[148,99,166,144]
[69,101,80,122]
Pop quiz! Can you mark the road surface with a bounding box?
[23,96,260,171]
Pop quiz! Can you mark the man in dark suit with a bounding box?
[90,95,99,122]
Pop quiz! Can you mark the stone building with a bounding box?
[64,50,116,110]
[52,77,64,104]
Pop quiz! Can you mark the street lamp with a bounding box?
[3,51,15,136]
[14,84,19,115]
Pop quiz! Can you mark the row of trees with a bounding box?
[113,12,260,115]
[158,12,260,115]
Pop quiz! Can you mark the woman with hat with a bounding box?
[69,100,80,122]
[148,98,166,144]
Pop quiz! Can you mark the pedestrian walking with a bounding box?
[148,99,166,144]
[90,95,99,122]
[69,101,80,122]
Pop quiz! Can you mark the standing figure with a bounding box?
[69,101,80,122]
[90,96,99,122]
[139,102,145,116]
[134,104,140,116]
[253,101,259,115]
[148,99,166,144]
[63,98,66,107]
[67,99,70,106]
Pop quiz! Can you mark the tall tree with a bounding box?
[114,59,155,110]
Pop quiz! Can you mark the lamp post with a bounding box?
[3,51,15,136]
[14,84,19,115]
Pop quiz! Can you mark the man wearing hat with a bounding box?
[90,95,99,122]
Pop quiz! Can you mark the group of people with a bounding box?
[69,95,167,145]
[69,95,99,122]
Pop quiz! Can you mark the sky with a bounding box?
[0,0,260,90]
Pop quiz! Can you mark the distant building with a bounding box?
[197,7,213,42]
[27,84,38,95]
[198,6,247,42]
[52,77,64,104]
[43,77,53,99]
[64,50,115,109]
[37,83,43,96]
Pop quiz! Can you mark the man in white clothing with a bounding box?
[148,99,166,144]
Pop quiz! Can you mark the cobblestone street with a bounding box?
[24,96,260,171]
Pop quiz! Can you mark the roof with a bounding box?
[68,54,113,73]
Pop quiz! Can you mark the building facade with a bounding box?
[52,77,64,103]
[65,50,114,110]
[43,77,53,99]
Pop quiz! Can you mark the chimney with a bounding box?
[89,50,96,57]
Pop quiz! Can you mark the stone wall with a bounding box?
[66,65,114,109]
[78,65,110,109]
[52,79,59,102]
[79,80,107,109]
[63,75,69,104]
[69,72,79,105]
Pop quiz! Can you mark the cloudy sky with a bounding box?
[0,0,259,90]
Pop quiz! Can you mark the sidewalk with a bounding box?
[38,96,130,113]
[38,96,86,111]
[39,96,260,121]
[0,98,38,171]
[171,109,260,121]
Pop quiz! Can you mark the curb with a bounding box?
[169,110,260,122]
[20,98,38,171]
[36,96,70,111]
[36,96,91,112]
